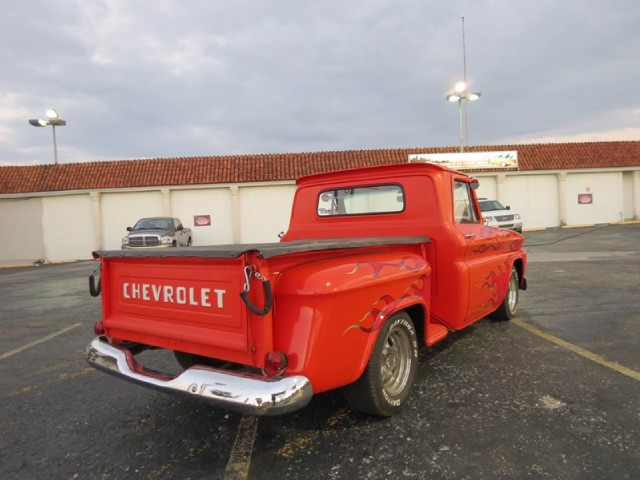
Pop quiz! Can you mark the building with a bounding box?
[1,141,639,264]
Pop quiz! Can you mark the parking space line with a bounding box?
[0,323,82,360]
[512,319,640,382]
[3,366,95,398]
[224,414,259,480]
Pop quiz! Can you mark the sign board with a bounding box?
[408,151,518,170]
[578,194,593,205]
[193,215,211,226]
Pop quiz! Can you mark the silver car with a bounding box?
[478,199,523,233]
[122,217,192,249]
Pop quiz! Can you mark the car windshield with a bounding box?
[479,200,505,212]
[133,218,172,230]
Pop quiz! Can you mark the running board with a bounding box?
[426,321,449,346]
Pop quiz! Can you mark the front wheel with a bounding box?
[491,266,519,320]
[342,312,418,417]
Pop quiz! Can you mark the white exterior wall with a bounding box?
[506,174,560,229]
[170,188,235,246]
[475,176,497,200]
[1,168,639,264]
[238,185,296,243]
[565,172,622,225]
[0,197,45,262]
[101,191,164,250]
[622,172,634,220]
[476,173,560,229]
[42,194,95,261]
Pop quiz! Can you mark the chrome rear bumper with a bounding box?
[86,337,313,415]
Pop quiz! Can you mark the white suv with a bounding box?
[478,198,523,233]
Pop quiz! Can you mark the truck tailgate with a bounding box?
[101,256,251,359]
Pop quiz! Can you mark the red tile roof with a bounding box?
[1,141,639,194]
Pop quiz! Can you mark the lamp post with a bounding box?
[446,82,480,152]
[29,109,67,164]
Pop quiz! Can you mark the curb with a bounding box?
[523,220,640,232]
[0,260,79,270]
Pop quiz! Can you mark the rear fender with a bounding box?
[347,296,428,381]
[272,248,431,393]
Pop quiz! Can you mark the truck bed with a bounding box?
[94,235,430,259]
[91,235,431,365]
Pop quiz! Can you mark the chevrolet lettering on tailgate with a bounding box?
[122,282,226,309]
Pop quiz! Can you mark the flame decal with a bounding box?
[347,257,426,278]
[469,227,524,254]
[480,260,510,308]
[342,273,429,336]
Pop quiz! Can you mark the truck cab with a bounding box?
[283,162,526,330]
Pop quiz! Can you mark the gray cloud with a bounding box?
[2,0,639,165]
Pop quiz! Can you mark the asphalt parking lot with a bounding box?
[1,224,639,479]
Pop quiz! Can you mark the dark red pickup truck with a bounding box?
[87,162,527,416]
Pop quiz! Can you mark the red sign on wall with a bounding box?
[194,215,211,226]
[578,194,593,205]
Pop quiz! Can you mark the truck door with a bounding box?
[452,180,502,324]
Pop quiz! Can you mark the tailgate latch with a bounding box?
[240,265,273,316]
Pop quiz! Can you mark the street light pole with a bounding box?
[51,124,60,165]
[28,109,67,164]
[446,82,480,152]
[446,17,481,152]
[456,98,464,152]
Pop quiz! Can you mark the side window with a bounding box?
[453,181,479,224]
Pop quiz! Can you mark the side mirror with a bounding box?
[470,180,479,190]
[126,226,133,231]
[506,206,511,210]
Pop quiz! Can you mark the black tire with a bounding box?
[491,266,519,320]
[173,351,225,369]
[342,311,418,417]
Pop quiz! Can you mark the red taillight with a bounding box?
[93,321,105,335]
[263,351,288,377]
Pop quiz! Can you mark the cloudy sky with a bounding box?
[2,0,639,166]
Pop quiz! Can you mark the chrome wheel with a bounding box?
[381,324,413,397]
[342,311,418,417]
[491,266,519,321]
[505,268,518,315]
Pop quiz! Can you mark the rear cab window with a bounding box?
[317,184,405,216]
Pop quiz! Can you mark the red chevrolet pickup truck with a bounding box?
[86,162,527,417]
